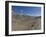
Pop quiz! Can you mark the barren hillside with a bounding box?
[12,12,41,31]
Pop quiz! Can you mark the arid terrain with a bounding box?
[12,12,41,31]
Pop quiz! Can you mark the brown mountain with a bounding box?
[12,12,41,31]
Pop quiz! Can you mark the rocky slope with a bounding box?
[12,12,41,31]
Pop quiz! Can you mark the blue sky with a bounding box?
[12,6,41,16]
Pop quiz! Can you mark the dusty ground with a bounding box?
[12,14,41,31]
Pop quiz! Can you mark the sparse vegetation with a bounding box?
[12,13,41,31]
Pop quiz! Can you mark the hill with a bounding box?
[12,12,41,31]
